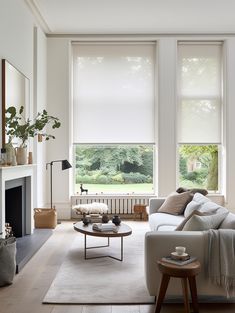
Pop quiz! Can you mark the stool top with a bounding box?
[158,259,201,277]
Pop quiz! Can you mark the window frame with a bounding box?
[176,41,223,193]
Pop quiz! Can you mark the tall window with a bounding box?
[72,43,155,194]
[177,42,222,192]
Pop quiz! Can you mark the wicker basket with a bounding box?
[34,208,57,229]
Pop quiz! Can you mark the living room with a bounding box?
[1,0,235,312]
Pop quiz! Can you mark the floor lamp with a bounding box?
[46,160,72,209]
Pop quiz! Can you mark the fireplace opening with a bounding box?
[5,178,26,238]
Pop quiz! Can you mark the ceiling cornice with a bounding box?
[46,33,235,39]
[24,0,51,34]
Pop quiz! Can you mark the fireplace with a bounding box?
[5,178,26,237]
[0,165,34,238]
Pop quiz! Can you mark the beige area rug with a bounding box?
[43,221,155,304]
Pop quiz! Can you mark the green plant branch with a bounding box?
[5,106,61,147]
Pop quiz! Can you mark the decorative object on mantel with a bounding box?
[16,147,27,165]
[0,148,7,166]
[5,106,61,165]
[46,160,72,209]
[11,149,17,166]
[37,133,43,142]
[5,142,15,166]
[28,152,33,164]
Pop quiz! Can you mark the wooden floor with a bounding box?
[0,221,235,313]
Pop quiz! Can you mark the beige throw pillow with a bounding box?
[182,212,228,231]
[158,191,193,216]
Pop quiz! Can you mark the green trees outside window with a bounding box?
[179,145,219,192]
[74,144,154,194]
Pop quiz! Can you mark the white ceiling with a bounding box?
[26,0,235,35]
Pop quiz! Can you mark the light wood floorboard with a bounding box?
[1,221,235,313]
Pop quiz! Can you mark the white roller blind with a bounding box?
[178,43,222,143]
[72,43,155,143]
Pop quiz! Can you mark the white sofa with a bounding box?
[145,194,235,299]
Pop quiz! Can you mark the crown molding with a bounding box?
[24,0,51,34]
[46,33,235,39]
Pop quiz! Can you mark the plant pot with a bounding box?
[16,147,27,165]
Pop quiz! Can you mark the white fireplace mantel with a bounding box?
[0,164,35,237]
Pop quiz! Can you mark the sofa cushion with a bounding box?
[175,210,211,231]
[149,212,185,231]
[182,212,228,231]
[158,191,193,215]
[220,212,235,229]
[157,225,177,231]
[184,201,202,217]
[176,187,208,196]
[184,193,211,217]
[184,193,228,218]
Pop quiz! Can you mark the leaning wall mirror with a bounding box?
[1,59,30,147]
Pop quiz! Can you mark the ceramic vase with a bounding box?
[16,147,27,165]
[82,214,90,226]
[112,215,121,226]
[5,142,15,166]
[102,214,109,223]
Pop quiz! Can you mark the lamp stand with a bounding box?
[46,159,72,210]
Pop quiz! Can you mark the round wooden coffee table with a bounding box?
[73,221,132,261]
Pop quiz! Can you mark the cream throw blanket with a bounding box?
[206,229,235,297]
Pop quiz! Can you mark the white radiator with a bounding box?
[71,194,152,217]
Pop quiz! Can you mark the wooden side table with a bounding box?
[133,204,147,221]
[155,259,201,313]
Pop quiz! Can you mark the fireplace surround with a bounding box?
[0,165,35,238]
[5,178,25,237]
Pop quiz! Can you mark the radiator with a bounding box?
[71,194,152,217]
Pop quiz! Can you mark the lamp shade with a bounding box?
[62,159,72,170]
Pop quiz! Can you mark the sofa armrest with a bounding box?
[144,231,207,296]
[148,198,165,215]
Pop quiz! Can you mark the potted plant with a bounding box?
[5,105,61,165]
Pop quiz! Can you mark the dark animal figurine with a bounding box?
[80,183,88,195]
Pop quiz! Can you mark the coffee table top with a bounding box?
[74,221,132,238]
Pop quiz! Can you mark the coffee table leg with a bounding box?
[121,236,123,261]
[84,233,87,259]
[84,235,124,261]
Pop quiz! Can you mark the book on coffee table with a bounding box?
[162,256,197,266]
[92,223,118,232]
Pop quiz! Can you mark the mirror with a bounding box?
[2,59,30,147]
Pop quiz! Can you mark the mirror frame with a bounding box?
[1,59,30,147]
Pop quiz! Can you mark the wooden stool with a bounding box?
[155,259,201,313]
[133,204,147,221]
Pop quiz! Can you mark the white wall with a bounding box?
[224,38,235,209]
[33,27,47,207]
[157,38,177,196]
[0,1,33,87]
[47,38,71,218]
[0,0,47,207]
[47,35,235,216]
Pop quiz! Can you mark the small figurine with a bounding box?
[80,183,88,195]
